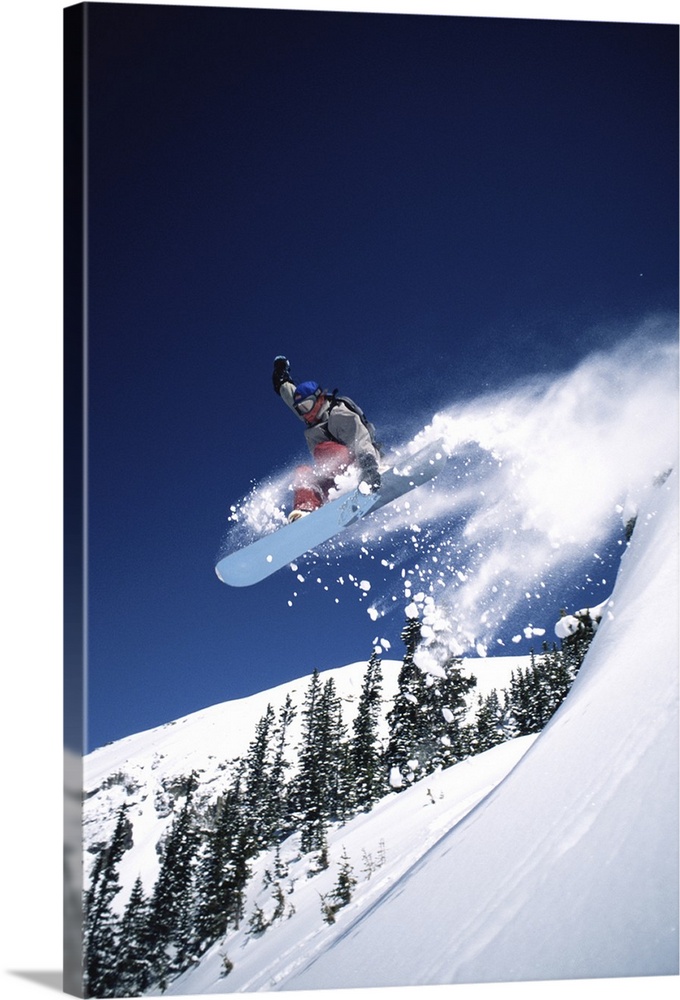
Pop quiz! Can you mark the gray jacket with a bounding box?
[280,381,380,472]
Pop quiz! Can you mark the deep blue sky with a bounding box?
[81,3,677,750]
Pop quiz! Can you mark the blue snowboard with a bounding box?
[215,439,448,587]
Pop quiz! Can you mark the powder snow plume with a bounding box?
[356,319,678,657]
[224,320,677,663]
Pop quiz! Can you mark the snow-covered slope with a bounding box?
[156,736,537,997]
[271,470,679,990]
[83,470,678,995]
[83,654,524,894]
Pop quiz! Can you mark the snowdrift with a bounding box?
[279,472,679,989]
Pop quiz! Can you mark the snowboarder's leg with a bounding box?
[290,465,324,522]
[288,443,351,522]
[313,441,352,496]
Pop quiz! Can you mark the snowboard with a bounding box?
[215,439,448,588]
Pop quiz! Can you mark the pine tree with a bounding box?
[293,669,323,852]
[418,654,476,771]
[195,695,296,956]
[271,879,287,922]
[331,846,357,908]
[113,876,153,996]
[385,618,425,788]
[267,694,296,840]
[321,846,357,924]
[472,688,508,753]
[294,670,349,853]
[320,677,352,823]
[538,642,575,718]
[505,665,535,735]
[195,776,251,947]
[247,903,269,936]
[386,619,476,785]
[307,823,330,875]
[242,703,277,853]
[273,843,288,881]
[84,805,131,997]
[145,779,201,984]
[504,644,576,736]
[560,609,596,675]
[351,652,384,811]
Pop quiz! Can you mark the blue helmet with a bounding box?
[293,380,321,404]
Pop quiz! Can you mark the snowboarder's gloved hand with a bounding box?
[272,356,291,395]
[358,454,381,492]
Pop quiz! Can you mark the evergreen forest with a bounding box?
[84,611,597,997]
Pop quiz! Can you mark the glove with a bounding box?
[358,454,381,492]
[272,356,291,395]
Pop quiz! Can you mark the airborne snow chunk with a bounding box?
[216,440,448,587]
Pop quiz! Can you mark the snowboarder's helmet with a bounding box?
[293,380,321,409]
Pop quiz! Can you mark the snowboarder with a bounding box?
[272,356,382,521]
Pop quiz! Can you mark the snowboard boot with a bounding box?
[289,467,324,522]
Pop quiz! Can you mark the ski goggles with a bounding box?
[294,391,326,424]
[294,394,320,414]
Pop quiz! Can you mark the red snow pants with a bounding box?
[292,441,351,513]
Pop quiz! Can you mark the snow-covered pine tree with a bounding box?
[321,676,352,823]
[83,805,131,997]
[537,641,576,718]
[559,609,596,675]
[273,843,288,881]
[195,776,251,946]
[267,693,296,840]
[416,653,476,772]
[351,652,384,812]
[294,670,349,853]
[247,902,269,936]
[504,665,535,736]
[145,779,201,984]
[310,823,330,874]
[271,878,287,922]
[293,668,325,853]
[321,846,357,924]
[112,876,154,996]
[386,619,476,785]
[242,703,278,853]
[331,845,357,908]
[385,618,426,789]
[504,644,575,736]
[471,688,509,753]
